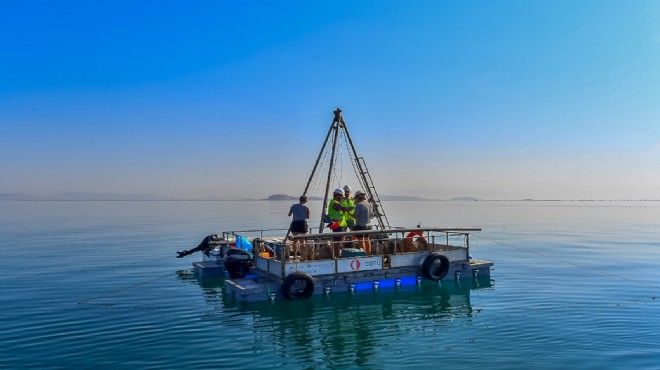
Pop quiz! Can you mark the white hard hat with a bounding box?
[355,190,365,197]
[343,185,352,192]
[333,188,345,196]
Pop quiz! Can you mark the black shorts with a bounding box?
[332,226,346,241]
[352,225,371,238]
[290,220,308,234]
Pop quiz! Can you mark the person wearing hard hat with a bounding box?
[353,190,373,255]
[327,188,353,257]
[341,185,356,230]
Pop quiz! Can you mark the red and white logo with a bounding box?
[350,259,361,271]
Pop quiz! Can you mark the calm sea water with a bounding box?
[1,200,659,369]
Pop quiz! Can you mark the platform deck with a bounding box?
[222,259,493,302]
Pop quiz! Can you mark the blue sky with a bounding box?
[1,1,659,200]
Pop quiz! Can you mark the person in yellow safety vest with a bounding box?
[341,185,355,230]
[327,188,353,257]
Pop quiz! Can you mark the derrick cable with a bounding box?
[307,161,322,205]
[312,151,333,218]
[471,236,479,255]
[309,140,332,200]
[470,235,486,310]
[344,132,368,193]
[474,234,660,292]
[310,160,325,200]
[311,130,339,204]
[336,127,345,187]
[337,130,345,188]
[311,128,335,195]
[318,148,333,199]
[327,134,336,188]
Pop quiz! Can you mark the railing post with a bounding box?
[466,233,470,261]
[281,240,286,279]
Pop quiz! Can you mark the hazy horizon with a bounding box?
[1,191,658,202]
[2,2,659,201]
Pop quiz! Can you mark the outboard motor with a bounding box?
[224,248,251,279]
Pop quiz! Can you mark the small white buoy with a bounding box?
[395,278,401,287]
[416,276,422,285]
[324,286,331,295]
[373,281,379,290]
[472,269,479,278]
[269,292,277,301]
[348,283,356,293]
[455,271,461,280]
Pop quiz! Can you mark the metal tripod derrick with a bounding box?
[302,108,391,233]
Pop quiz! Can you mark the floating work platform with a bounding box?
[180,108,495,303]
[192,227,493,302]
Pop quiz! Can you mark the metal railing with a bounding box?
[248,227,480,278]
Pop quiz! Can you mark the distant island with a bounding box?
[266,194,304,201]
[0,192,166,201]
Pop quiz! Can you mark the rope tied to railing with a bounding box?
[474,234,660,292]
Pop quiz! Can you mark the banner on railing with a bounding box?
[336,256,382,273]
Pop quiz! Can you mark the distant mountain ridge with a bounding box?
[0,192,166,201]
[449,197,481,201]
[265,194,324,201]
[0,192,429,201]
[0,193,37,200]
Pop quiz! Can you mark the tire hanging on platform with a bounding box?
[422,252,450,281]
[281,271,315,300]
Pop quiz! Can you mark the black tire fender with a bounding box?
[422,252,450,281]
[281,272,315,300]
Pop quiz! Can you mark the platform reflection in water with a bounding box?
[176,269,493,367]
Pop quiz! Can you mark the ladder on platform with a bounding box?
[354,156,390,230]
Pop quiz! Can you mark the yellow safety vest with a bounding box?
[341,197,355,222]
[327,199,347,227]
